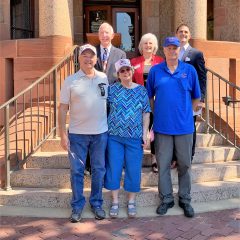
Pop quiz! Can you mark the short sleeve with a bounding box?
[190,67,201,99]
[146,67,155,98]
[60,78,71,104]
[142,87,151,113]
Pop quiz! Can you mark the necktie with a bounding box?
[179,47,185,60]
[102,48,108,72]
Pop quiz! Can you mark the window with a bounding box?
[10,0,34,39]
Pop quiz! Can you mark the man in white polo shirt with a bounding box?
[58,44,108,223]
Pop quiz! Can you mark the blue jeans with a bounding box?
[68,132,108,213]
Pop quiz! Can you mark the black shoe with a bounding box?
[156,201,174,215]
[152,163,158,173]
[179,201,195,218]
[70,210,82,223]
[91,206,106,220]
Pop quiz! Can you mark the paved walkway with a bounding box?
[0,209,239,240]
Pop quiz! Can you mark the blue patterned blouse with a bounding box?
[108,82,151,139]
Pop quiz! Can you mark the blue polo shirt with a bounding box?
[147,61,201,135]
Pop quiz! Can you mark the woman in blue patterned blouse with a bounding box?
[104,59,150,218]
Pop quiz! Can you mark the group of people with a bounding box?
[58,22,206,223]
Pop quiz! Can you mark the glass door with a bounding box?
[84,6,111,33]
[112,8,139,58]
[84,3,140,58]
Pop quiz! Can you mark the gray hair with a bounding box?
[138,33,158,55]
[98,22,114,34]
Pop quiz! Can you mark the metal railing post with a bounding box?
[53,69,57,138]
[204,76,210,134]
[4,106,12,190]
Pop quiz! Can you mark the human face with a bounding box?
[79,49,97,72]
[163,45,180,61]
[176,25,191,45]
[142,40,154,54]
[98,26,114,48]
[118,67,132,82]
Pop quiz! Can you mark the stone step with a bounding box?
[27,146,240,169]
[12,162,240,188]
[1,179,239,208]
[141,161,240,186]
[40,132,224,152]
[1,199,239,219]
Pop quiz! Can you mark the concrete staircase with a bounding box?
[0,122,240,216]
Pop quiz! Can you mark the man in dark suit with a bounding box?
[174,23,207,163]
[95,22,126,84]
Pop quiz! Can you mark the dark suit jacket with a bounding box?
[95,45,126,84]
[181,45,207,101]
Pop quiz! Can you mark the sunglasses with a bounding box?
[119,67,131,74]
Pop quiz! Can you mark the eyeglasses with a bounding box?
[119,68,131,74]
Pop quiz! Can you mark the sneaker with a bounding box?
[156,201,174,215]
[179,201,195,218]
[70,210,82,223]
[91,206,106,220]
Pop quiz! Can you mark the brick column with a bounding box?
[39,0,73,38]
[73,0,83,45]
[214,0,240,42]
[174,0,207,39]
[0,0,10,40]
[229,59,240,100]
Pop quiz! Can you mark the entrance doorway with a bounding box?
[83,1,140,58]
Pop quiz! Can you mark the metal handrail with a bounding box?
[0,46,79,110]
[0,45,79,190]
[203,67,240,150]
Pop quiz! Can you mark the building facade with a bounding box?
[0,0,240,105]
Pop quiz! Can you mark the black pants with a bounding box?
[172,116,197,163]
[192,115,197,158]
[85,152,91,173]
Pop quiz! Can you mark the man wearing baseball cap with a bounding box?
[58,44,108,222]
[146,37,201,218]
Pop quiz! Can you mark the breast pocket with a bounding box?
[98,83,108,99]
[178,78,188,91]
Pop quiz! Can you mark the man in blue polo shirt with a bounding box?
[147,37,201,218]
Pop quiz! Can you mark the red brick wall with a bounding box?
[191,39,240,148]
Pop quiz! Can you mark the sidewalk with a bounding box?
[1,208,239,240]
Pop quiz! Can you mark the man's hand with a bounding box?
[58,103,69,151]
[192,99,201,112]
[194,101,204,112]
[60,132,69,151]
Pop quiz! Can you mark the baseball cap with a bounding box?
[115,59,132,72]
[163,37,180,47]
[79,44,97,55]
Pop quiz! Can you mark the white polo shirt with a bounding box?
[60,69,108,134]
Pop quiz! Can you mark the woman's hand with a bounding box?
[142,133,148,149]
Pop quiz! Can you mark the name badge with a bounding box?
[133,64,141,69]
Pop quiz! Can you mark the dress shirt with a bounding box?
[179,43,189,60]
[100,45,111,61]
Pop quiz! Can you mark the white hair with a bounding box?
[98,22,114,34]
[138,33,159,55]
